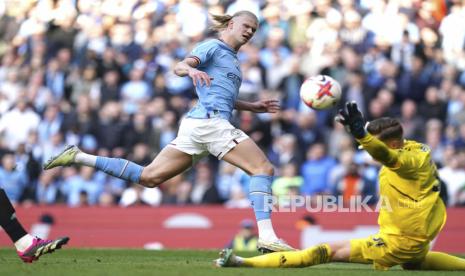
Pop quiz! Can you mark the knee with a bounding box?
[250,161,274,176]
[140,178,162,188]
[327,242,350,262]
[331,248,345,262]
[261,162,274,176]
[140,169,164,188]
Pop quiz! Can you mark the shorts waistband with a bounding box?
[206,109,220,118]
[206,109,230,119]
[186,110,230,120]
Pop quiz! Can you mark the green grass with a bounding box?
[0,249,462,276]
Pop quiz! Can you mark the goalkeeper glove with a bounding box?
[335,101,367,139]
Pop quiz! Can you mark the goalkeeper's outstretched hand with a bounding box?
[335,101,366,139]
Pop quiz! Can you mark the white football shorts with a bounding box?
[169,117,249,161]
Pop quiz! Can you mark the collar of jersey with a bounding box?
[216,38,237,53]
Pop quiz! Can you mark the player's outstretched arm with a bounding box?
[174,57,212,87]
[234,99,280,113]
[336,101,398,168]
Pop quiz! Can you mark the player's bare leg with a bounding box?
[139,146,193,188]
[222,139,274,176]
[328,241,351,262]
[223,138,294,252]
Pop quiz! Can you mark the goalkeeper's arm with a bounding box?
[336,101,399,168]
[357,133,399,169]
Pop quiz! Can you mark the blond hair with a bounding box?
[210,11,258,32]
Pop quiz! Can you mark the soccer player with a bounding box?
[0,188,69,263]
[43,11,293,252]
[215,102,465,271]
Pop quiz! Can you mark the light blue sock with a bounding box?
[95,157,143,183]
[249,175,273,221]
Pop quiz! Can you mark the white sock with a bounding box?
[234,255,244,265]
[75,151,97,167]
[14,234,35,252]
[257,219,278,241]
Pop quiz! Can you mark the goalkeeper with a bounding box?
[215,101,465,271]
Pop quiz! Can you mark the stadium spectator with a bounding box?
[439,148,465,207]
[296,111,325,150]
[456,186,465,206]
[227,219,258,252]
[216,161,242,201]
[122,112,153,150]
[160,174,190,205]
[99,70,121,105]
[41,132,66,167]
[224,183,250,209]
[328,149,355,188]
[0,97,40,151]
[0,70,22,111]
[238,45,265,101]
[399,99,425,141]
[120,65,152,115]
[424,119,446,165]
[326,120,353,158]
[333,161,377,206]
[36,169,59,205]
[300,143,337,196]
[418,86,447,122]
[0,153,28,203]
[267,133,299,168]
[60,166,103,206]
[69,64,100,104]
[120,183,162,207]
[190,162,221,205]
[272,162,303,206]
[40,103,61,136]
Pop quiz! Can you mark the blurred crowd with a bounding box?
[1,0,465,208]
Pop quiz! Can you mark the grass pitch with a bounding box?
[0,249,463,276]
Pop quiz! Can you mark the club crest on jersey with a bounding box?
[420,144,430,152]
[372,237,386,247]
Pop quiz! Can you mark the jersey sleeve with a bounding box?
[189,40,218,66]
[357,133,422,179]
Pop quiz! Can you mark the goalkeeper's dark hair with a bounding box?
[366,117,403,142]
[210,11,258,31]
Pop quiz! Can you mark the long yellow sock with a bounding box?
[240,244,332,268]
[420,252,465,270]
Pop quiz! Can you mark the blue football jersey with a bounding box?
[186,39,242,121]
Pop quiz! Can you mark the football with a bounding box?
[300,75,342,110]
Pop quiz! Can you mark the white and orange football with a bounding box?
[300,75,341,110]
